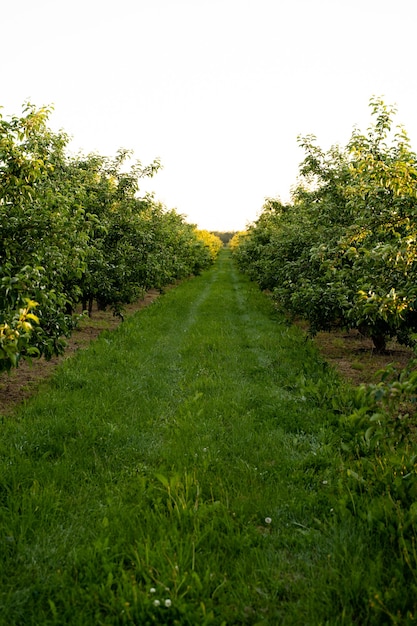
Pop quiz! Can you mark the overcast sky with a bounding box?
[3,0,417,231]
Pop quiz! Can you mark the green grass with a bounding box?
[0,249,414,624]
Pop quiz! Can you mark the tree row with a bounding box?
[233,98,417,352]
[0,104,222,371]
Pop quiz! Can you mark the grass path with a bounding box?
[1,249,346,625]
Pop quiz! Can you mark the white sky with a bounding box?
[3,0,417,231]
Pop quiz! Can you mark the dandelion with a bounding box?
[153,599,160,607]
[265,517,272,524]
[165,599,172,607]
[150,587,156,594]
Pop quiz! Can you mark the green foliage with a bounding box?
[0,297,39,369]
[0,103,217,370]
[330,358,417,623]
[0,103,84,367]
[234,98,417,352]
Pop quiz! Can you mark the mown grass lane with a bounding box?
[1,249,351,625]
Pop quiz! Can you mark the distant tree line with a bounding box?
[210,231,237,245]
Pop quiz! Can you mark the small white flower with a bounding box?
[164,599,172,607]
[322,480,328,485]
[265,517,272,524]
[153,599,160,607]
[150,587,156,594]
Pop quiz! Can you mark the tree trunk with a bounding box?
[371,333,387,353]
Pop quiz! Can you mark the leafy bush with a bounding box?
[333,358,417,622]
